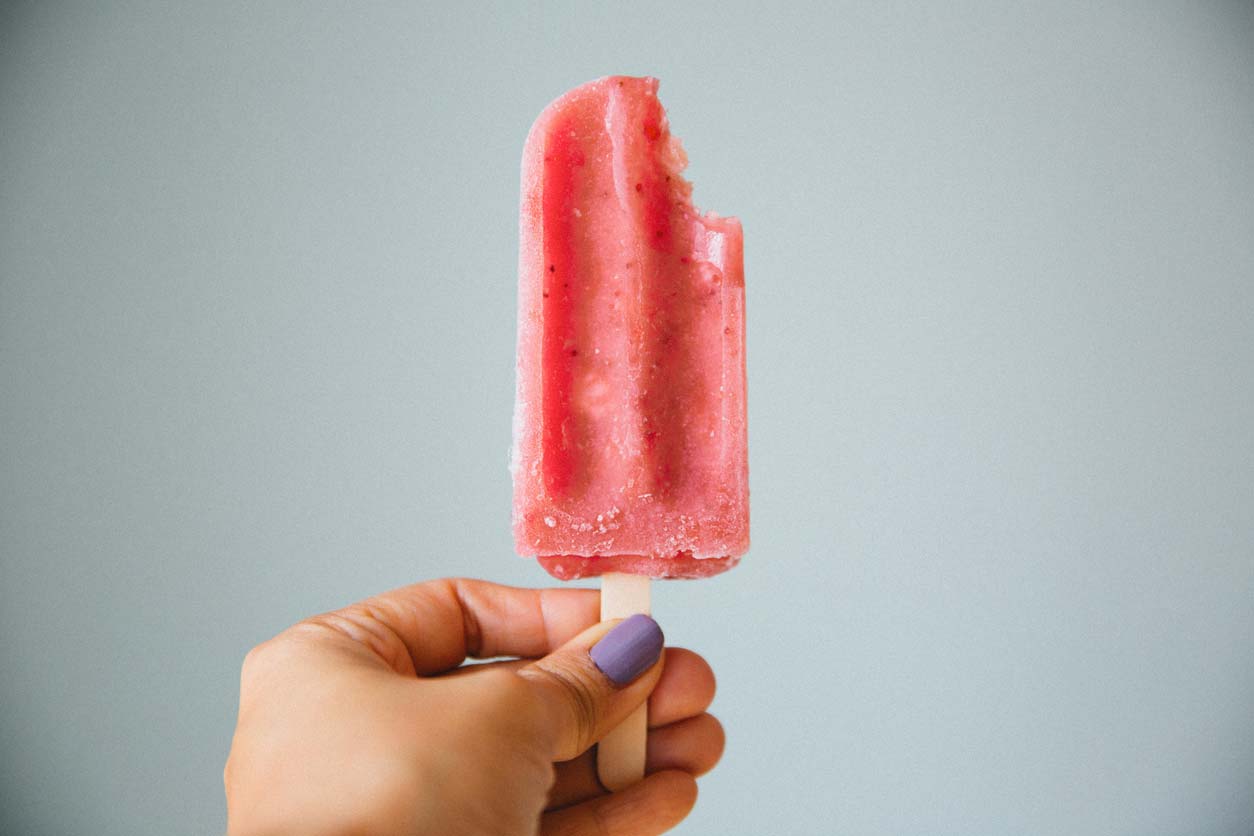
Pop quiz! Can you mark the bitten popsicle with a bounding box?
[510,75,747,790]
[511,75,748,580]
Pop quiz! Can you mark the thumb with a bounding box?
[518,614,665,762]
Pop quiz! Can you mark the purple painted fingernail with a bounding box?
[589,614,664,687]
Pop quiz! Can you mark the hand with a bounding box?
[224,578,723,835]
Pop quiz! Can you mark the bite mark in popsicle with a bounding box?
[512,76,748,580]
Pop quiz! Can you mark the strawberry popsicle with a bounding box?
[511,76,748,580]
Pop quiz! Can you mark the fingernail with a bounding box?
[589,613,664,687]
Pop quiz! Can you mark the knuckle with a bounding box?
[487,668,546,723]
[545,663,603,750]
[239,640,271,681]
[479,666,531,704]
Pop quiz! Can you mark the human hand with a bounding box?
[224,578,723,835]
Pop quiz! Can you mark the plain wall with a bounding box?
[2,2,1252,834]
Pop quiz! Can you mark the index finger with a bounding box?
[313,578,600,675]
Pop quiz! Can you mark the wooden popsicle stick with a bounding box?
[596,571,651,791]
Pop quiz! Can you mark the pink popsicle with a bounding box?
[511,76,748,580]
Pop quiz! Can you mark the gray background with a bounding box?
[2,1,1252,834]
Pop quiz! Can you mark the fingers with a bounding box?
[519,615,665,761]
[647,648,716,728]
[548,712,725,809]
[540,770,698,836]
[541,646,719,809]
[645,714,725,775]
[301,579,599,675]
[446,647,716,726]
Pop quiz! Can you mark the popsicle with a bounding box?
[511,75,748,580]
[511,75,747,790]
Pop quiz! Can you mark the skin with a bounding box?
[224,578,724,836]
